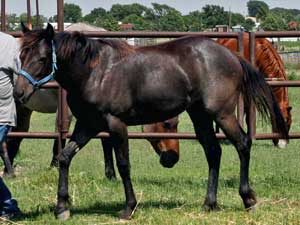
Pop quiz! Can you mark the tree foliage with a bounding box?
[64,3,82,23]
[260,13,288,31]
[202,5,229,28]
[9,1,300,32]
[247,1,269,20]
[83,7,107,24]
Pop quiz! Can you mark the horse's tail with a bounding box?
[238,56,288,140]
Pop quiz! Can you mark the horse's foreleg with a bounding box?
[55,121,99,220]
[4,104,32,176]
[107,115,136,220]
[188,108,221,211]
[216,113,257,210]
[0,142,15,178]
[51,107,72,167]
[101,138,116,180]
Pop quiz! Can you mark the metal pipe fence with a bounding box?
[2,0,300,143]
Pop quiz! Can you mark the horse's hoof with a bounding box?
[3,172,16,179]
[160,150,179,168]
[202,203,220,212]
[50,159,59,168]
[55,209,70,221]
[105,170,117,181]
[119,208,134,220]
[277,139,288,149]
[246,204,256,213]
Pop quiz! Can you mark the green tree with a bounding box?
[110,3,148,21]
[247,1,269,20]
[242,18,256,31]
[184,10,204,31]
[270,8,298,24]
[95,14,119,31]
[64,3,82,23]
[260,13,288,31]
[122,14,153,30]
[230,13,245,26]
[151,3,185,31]
[19,13,47,29]
[202,5,229,29]
[83,7,107,24]
[5,13,19,31]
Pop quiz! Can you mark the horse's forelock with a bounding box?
[21,29,47,51]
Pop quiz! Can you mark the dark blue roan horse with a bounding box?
[14,23,288,220]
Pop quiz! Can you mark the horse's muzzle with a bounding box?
[159,150,179,168]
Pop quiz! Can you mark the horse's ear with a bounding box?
[45,23,55,40]
[21,22,30,33]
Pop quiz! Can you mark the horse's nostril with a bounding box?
[13,89,24,100]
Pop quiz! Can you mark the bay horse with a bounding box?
[217,34,292,148]
[2,87,179,178]
[14,23,288,220]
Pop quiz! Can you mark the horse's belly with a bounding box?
[123,96,190,125]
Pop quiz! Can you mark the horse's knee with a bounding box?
[59,144,77,167]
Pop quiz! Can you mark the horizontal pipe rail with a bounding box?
[38,80,300,89]
[8,31,240,39]
[8,131,300,140]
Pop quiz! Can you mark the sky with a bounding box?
[4,0,300,18]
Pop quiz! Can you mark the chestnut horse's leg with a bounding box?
[187,108,221,210]
[107,114,137,219]
[101,137,116,180]
[216,113,257,210]
[55,121,99,220]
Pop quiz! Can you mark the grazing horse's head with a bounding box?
[14,23,56,104]
[143,116,179,168]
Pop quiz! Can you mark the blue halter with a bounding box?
[18,40,58,88]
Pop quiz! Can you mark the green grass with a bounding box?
[2,86,300,224]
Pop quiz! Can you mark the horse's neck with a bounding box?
[55,35,115,91]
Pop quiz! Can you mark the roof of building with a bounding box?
[65,22,106,32]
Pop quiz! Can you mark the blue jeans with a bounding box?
[0,125,12,202]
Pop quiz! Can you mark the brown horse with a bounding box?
[14,24,287,220]
[217,34,292,148]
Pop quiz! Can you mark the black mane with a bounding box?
[55,32,135,64]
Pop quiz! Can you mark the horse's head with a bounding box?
[143,116,180,168]
[14,22,56,104]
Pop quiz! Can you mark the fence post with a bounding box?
[1,0,5,31]
[57,0,69,156]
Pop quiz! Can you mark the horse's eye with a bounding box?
[163,122,171,129]
[38,57,47,63]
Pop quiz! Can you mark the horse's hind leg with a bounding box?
[101,137,116,180]
[187,108,222,211]
[107,115,136,219]
[216,113,257,210]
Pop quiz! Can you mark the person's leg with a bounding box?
[0,125,21,219]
